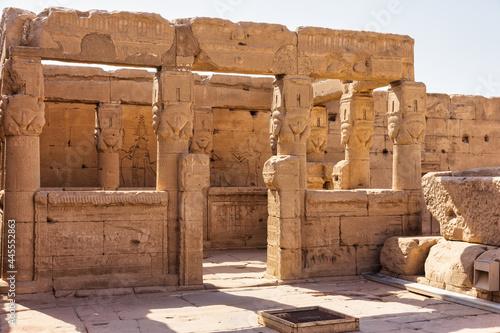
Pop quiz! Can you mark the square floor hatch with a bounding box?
[258,306,359,333]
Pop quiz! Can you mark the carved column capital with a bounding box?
[95,103,123,153]
[1,48,45,137]
[153,70,194,143]
[306,106,328,162]
[339,87,374,152]
[270,75,313,155]
[0,94,45,136]
[387,81,427,145]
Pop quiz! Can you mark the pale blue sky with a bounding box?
[2,0,499,96]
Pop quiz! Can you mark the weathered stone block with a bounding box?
[302,217,340,248]
[357,245,383,274]
[206,187,267,250]
[450,95,476,120]
[425,240,491,288]
[51,254,153,277]
[103,221,162,254]
[302,246,356,278]
[367,190,407,216]
[28,8,176,67]
[267,216,300,249]
[110,79,152,105]
[340,215,402,246]
[38,221,104,257]
[178,17,298,75]
[380,236,441,276]
[305,190,368,217]
[45,78,110,103]
[426,93,450,119]
[46,191,168,222]
[297,27,414,81]
[422,168,500,246]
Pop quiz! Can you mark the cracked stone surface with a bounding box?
[1,249,500,332]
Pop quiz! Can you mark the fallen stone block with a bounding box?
[380,236,442,276]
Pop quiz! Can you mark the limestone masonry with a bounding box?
[0,7,499,305]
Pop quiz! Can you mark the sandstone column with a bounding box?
[388,81,427,235]
[336,83,374,189]
[95,102,123,190]
[178,154,209,286]
[1,47,45,281]
[152,69,194,277]
[266,75,312,280]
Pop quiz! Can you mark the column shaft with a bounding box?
[153,70,194,277]
[0,48,45,281]
[95,103,123,190]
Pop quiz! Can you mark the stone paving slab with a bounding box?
[1,249,500,332]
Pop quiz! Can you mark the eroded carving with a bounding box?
[387,81,427,145]
[190,108,212,155]
[95,103,123,153]
[263,155,299,191]
[121,116,156,187]
[232,136,263,187]
[152,102,193,141]
[307,106,328,161]
[0,94,45,136]
[269,110,283,155]
[388,113,426,145]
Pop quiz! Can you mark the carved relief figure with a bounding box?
[340,122,352,148]
[232,136,263,186]
[121,116,156,187]
[191,131,212,155]
[191,109,213,156]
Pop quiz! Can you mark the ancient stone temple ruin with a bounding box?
[1,7,500,303]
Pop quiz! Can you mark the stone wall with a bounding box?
[14,65,500,258]
[206,187,267,249]
[33,191,170,291]
[38,65,273,251]
[302,189,410,277]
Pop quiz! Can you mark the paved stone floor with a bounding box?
[1,249,500,332]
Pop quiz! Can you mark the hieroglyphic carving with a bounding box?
[0,94,45,136]
[387,81,427,145]
[95,103,123,153]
